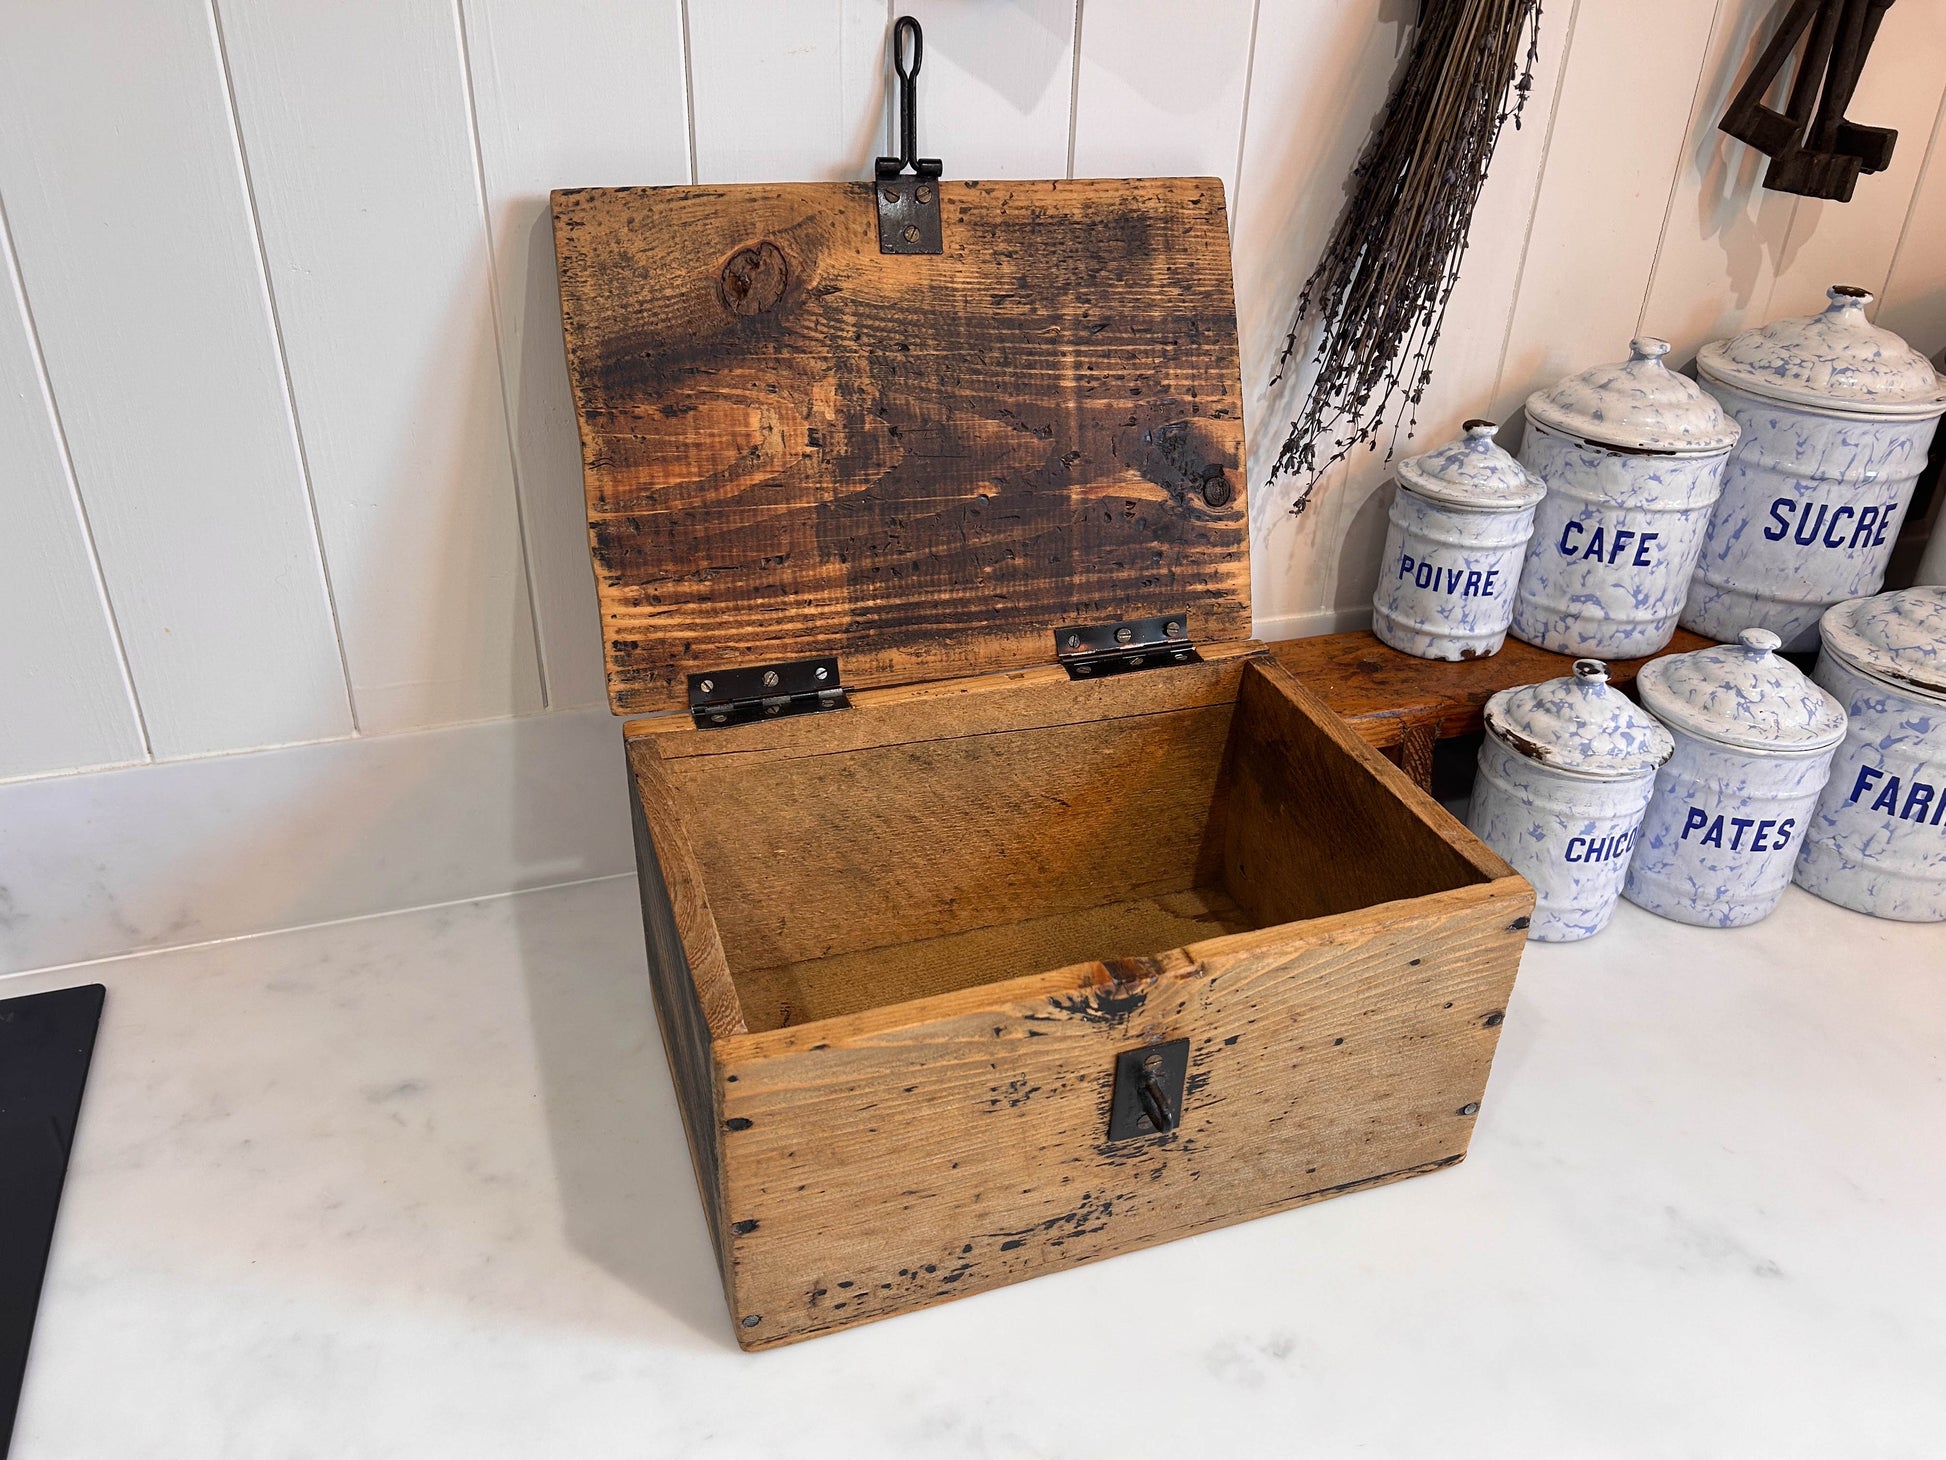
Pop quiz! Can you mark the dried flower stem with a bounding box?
[1271,0,1542,514]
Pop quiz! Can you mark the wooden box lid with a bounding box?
[552,177,1251,715]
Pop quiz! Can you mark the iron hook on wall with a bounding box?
[872,15,944,254]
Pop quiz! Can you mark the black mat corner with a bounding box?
[0,983,105,1458]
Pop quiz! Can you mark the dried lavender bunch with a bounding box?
[1270,0,1542,514]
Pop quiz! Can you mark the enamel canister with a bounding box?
[1511,338,1740,658]
[1372,419,1545,660]
[1468,659,1676,941]
[1624,627,1846,927]
[1686,286,1946,652]
[1795,587,1946,921]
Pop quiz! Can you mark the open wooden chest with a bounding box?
[552,177,1533,1348]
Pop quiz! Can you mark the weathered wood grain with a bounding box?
[627,749,731,1296]
[552,178,1251,713]
[714,876,1531,1348]
[666,701,1237,974]
[1270,627,1717,754]
[1218,659,1507,926]
[620,648,1532,1347]
[733,886,1251,1034]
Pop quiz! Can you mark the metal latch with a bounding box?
[874,16,942,255]
[1108,1039,1189,1142]
[687,657,848,729]
[1055,614,1201,680]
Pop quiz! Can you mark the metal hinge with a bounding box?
[1054,614,1201,681]
[687,656,849,729]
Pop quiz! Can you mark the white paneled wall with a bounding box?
[5,0,1946,786]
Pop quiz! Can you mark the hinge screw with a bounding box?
[815,666,829,681]
[902,224,920,243]
[762,670,780,688]
[699,679,714,694]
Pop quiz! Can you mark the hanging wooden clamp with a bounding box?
[874,16,943,254]
[1719,0,1897,201]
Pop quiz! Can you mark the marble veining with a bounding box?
[8,878,1946,1457]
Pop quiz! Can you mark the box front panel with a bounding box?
[713,880,1531,1348]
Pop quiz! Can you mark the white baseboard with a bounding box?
[1251,605,1373,642]
[0,707,635,976]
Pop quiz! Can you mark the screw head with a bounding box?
[915,185,933,204]
[881,187,900,204]
[1164,620,1182,638]
[814,666,829,681]
[699,678,714,694]
[902,224,920,243]
[1065,633,1081,649]
[1457,1102,1481,1117]
[710,713,728,724]
[1076,664,1093,675]
[1114,626,1134,645]
[1483,1011,1505,1028]
[741,1314,762,1329]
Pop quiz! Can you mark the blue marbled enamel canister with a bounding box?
[1624,628,1845,928]
[1372,420,1544,661]
[1686,287,1946,652]
[1795,587,1946,921]
[1511,339,1739,659]
[1467,659,1675,941]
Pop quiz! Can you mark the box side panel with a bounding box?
[715,879,1531,1348]
[1217,658,1514,929]
[628,768,732,1283]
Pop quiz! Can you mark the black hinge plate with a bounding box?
[1108,1038,1190,1142]
[1055,614,1201,680]
[874,175,942,254]
[687,656,849,729]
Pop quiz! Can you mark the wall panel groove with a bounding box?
[0,188,150,779]
[0,0,355,760]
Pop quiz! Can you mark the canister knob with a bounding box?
[1628,336,1672,363]
[1572,658,1610,683]
[1737,627,1782,657]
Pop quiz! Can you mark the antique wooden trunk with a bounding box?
[551,177,1534,1349]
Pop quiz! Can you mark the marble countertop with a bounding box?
[7,876,1943,1458]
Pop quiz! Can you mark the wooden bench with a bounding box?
[1270,628,1714,788]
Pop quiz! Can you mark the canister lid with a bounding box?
[1818,586,1946,699]
[1696,286,1946,419]
[1637,628,1847,752]
[1524,337,1741,455]
[1483,659,1676,777]
[1396,419,1546,510]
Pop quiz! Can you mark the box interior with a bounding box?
[644,657,1492,1033]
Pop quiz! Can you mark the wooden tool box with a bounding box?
[551,176,1533,1348]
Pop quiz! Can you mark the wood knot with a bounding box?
[719,241,788,316]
